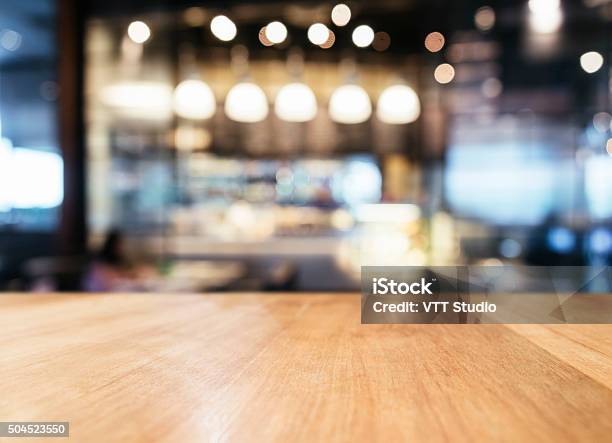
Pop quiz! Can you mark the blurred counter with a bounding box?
[144,235,344,256]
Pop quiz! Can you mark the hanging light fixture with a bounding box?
[100,81,173,120]
[274,83,317,122]
[225,82,269,123]
[376,85,420,124]
[329,84,371,124]
[274,48,317,123]
[173,79,216,120]
[224,46,268,123]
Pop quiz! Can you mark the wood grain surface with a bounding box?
[1,293,611,442]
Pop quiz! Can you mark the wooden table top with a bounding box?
[1,293,612,442]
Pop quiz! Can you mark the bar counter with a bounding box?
[1,293,612,442]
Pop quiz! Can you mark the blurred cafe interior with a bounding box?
[0,0,610,292]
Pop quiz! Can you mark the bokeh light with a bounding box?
[258,27,273,46]
[434,63,455,84]
[528,0,562,34]
[210,15,237,42]
[308,23,329,45]
[593,112,612,133]
[101,81,173,120]
[224,82,269,123]
[352,25,375,48]
[372,32,391,52]
[274,83,318,122]
[183,7,207,27]
[482,78,503,98]
[0,29,22,51]
[377,85,421,124]
[580,51,604,74]
[127,21,151,44]
[329,84,372,124]
[319,30,336,49]
[475,6,495,31]
[173,80,216,120]
[424,32,445,52]
[265,21,287,44]
[331,4,352,27]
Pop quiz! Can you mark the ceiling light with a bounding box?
[580,51,604,74]
[265,21,287,44]
[100,81,173,120]
[434,63,455,84]
[127,21,151,44]
[331,4,351,27]
[372,32,391,52]
[352,25,375,48]
[308,23,329,45]
[224,82,269,123]
[319,30,336,49]
[528,0,560,14]
[376,85,421,124]
[329,85,372,124]
[475,6,496,31]
[424,32,445,53]
[275,83,318,122]
[259,27,273,46]
[528,0,562,34]
[173,79,216,120]
[210,15,237,42]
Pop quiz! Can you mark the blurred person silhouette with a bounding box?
[85,229,154,292]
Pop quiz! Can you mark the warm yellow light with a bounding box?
[173,79,216,120]
[183,7,207,27]
[265,21,287,44]
[607,139,612,156]
[224,82,269,123]
[259,27,273,46]
[434,63,455,84]
[580,51,604,74]
[319,30,336,49]
[528,0,562,34]
[174,126,212,151]
[100,81,173,120]
[210,15,237,42]
[424,32,445,52]
[352,25,374,48]
[331,4,351,27]
[308,23,329,45]
[475,6,495,31]
[274,83,318,122]
[127,21,151,44]
[329,85,372,124]
[528,0,560,14]
[376,85,421,124]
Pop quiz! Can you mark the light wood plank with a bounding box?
[0,294,611,442]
